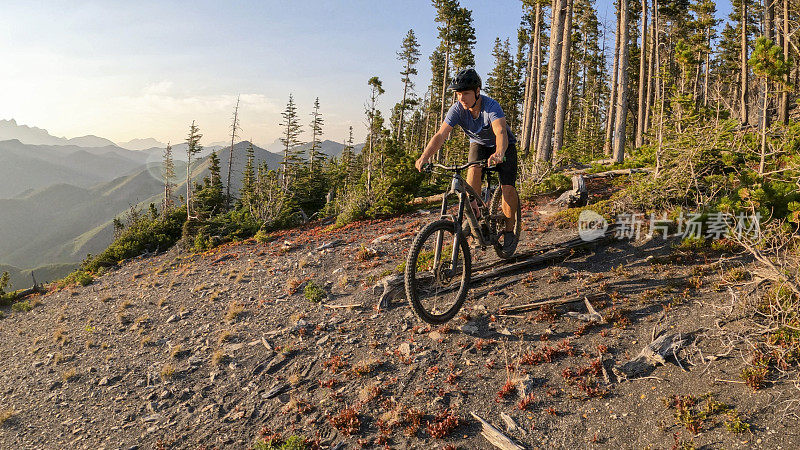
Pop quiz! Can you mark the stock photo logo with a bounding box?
[578,209,609,242]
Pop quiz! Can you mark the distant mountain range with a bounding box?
[0,119,364,284]
[117,138,166,151]
[0,119,116,147]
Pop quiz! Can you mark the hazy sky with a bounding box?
[0,0,731,148]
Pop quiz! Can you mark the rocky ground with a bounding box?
[1,196,800,449]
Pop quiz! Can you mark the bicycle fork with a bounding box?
[433,177,476,277]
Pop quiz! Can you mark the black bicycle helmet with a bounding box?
[448,68,481,92]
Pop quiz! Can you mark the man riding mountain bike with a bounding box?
[415,67,521,255]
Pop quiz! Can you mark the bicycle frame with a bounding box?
[433,169,497,275]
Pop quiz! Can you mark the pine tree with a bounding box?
[161,141,175,216]
[279,94,303,190]
[185,121,203,220]
[749,36,792,173]
[431,0,476,127]
[397,29,421,142]
[309,97,325,172]
[239,142,255,204]
[365,76,384,194]
[193,151,224,218]
[486,38,521,129]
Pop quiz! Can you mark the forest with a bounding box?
[6,0,795,303]
[3,2,800,448]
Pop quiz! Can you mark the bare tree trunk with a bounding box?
[603,8,622,156]
[398,61,411,142]
[779,0,790,124]
[437,44,450,163]
[533,7,543,156]
[765,0,774,42]
[612,0,630,164]
[439,21,451,129]
[553,0,574,155]
[703,26,711,107]
[741,0,749,126]
[522,3,542,157]
[644,20,656,134]
[226,96,240,211]
[521,29,534,155]
[536,0,568,162]
[764,0,775,130]
[760,77,769,175]
[635,0,648,148]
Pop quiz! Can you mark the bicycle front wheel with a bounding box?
[404,219,471,324]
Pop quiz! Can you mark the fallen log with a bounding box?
[4,273,46,302]
[501,293,608,315]
[613,332,686,380]
[410,193,445,206]
[470,228,616,286]
[566,167,653,178]
[470,412,526,450]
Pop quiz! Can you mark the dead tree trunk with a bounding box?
[536,0,568,162]
[612,0,630,164]
[741,0,749,126]
[553,0,574,156]
[603,8,622,156]
[779,0,790,124]
[644,21,656,135]
[635,0,648,148]
[521,4,542,157]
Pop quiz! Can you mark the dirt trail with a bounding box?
[1,203,798,449]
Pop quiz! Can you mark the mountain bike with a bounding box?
[404,159,522,324]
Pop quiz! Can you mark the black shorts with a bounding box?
[468,141,518,186]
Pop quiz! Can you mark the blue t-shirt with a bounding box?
[444,95,517,147]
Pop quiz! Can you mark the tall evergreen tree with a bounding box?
[340,126,357,190]
[239,142,255,204]
[397,29,421,142]
[161,142,175,216]
[486,38,521,129]
[365,76,385,194]
[185,121,203,220]
[279,94,303,190]
[431,0,476,126]
[309,97,325,172]
[194,151,224,218]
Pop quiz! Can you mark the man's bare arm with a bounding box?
[488,117,509,165]
[415,121,454,171]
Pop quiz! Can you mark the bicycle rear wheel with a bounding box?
[404,219,471,324]
[490,187,522,259]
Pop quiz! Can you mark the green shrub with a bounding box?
[334,190,371,227]
[254,229,273,243]
[303,281,326,303]
[85,206,187,272]
[11,300,32,312]
[254,435,308,450]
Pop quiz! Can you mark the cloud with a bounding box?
[142,80,173,95]
[106,90,285,143]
